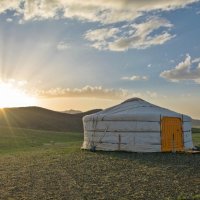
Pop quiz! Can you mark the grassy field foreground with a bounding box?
[0,126,200,200]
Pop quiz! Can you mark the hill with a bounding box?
[0,106,199,132]
[0,107,102,132]
[192,119,200,128]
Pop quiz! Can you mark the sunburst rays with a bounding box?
[0,81,37,108]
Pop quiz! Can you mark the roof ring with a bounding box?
[122,97,144,103]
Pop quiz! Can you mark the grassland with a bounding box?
[0,126,82,154]
[192,128,200,147]
[0,126,200,200]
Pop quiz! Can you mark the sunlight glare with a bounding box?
[0,82,37,108]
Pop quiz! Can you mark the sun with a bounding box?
[0,82,37,108]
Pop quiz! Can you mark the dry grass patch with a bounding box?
[0,151,200,200]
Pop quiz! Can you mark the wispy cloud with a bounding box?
[6,18,13,22]
[192,57,200,63]
[0,79,27,87]
[0,1,21,14]
[146,91,158,98]
[121,75,148,81]
[56,41,70,50]
[85,28,119,43]
[1,0,198,52]
[32,85,168,102]
[147,64,152,68]
[33,85,132,100]
[0,1,198,23]
[0,79,166,102]
[160,54,200,83]
[85,17,175,51]
[196,10,200,15]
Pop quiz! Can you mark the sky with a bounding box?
[0,0,200,119]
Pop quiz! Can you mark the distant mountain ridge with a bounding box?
[0,106,199,132]
[192,119,200,128]
[0,107,102,132]
[63,109,82,114]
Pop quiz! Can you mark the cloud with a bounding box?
[146,91,158,98]
[56,41,70,50]
[147,64,152,68]
[0,0,21,14]
[6,18,13,22]
[192,57,200,63]
[0,0,198,52]
[33,85,134,100]
[181,93,191,97]
[34,85,167,101]
[17,80,28,86]
[85,17,175,51]
[160,54,200,83]
[85,28,119,42]
[85,27,120,50]
[121,75,148,81]
[22,0,61,21]
[0,79,27,87]
[33,85,168,102]
[0,0,198,24]
[0,78,160,100]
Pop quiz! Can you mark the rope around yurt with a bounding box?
[89,116,109,152]
[90,115,98,151]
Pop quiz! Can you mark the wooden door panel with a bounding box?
[161,117,183,152]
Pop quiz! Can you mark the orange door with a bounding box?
[161,117,184,152]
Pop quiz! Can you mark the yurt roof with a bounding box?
[83,98,191,122]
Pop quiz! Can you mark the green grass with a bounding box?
[192,128,200,146]
[0,126,199,200]
[0,126,83,154]
[193,133,200,146]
